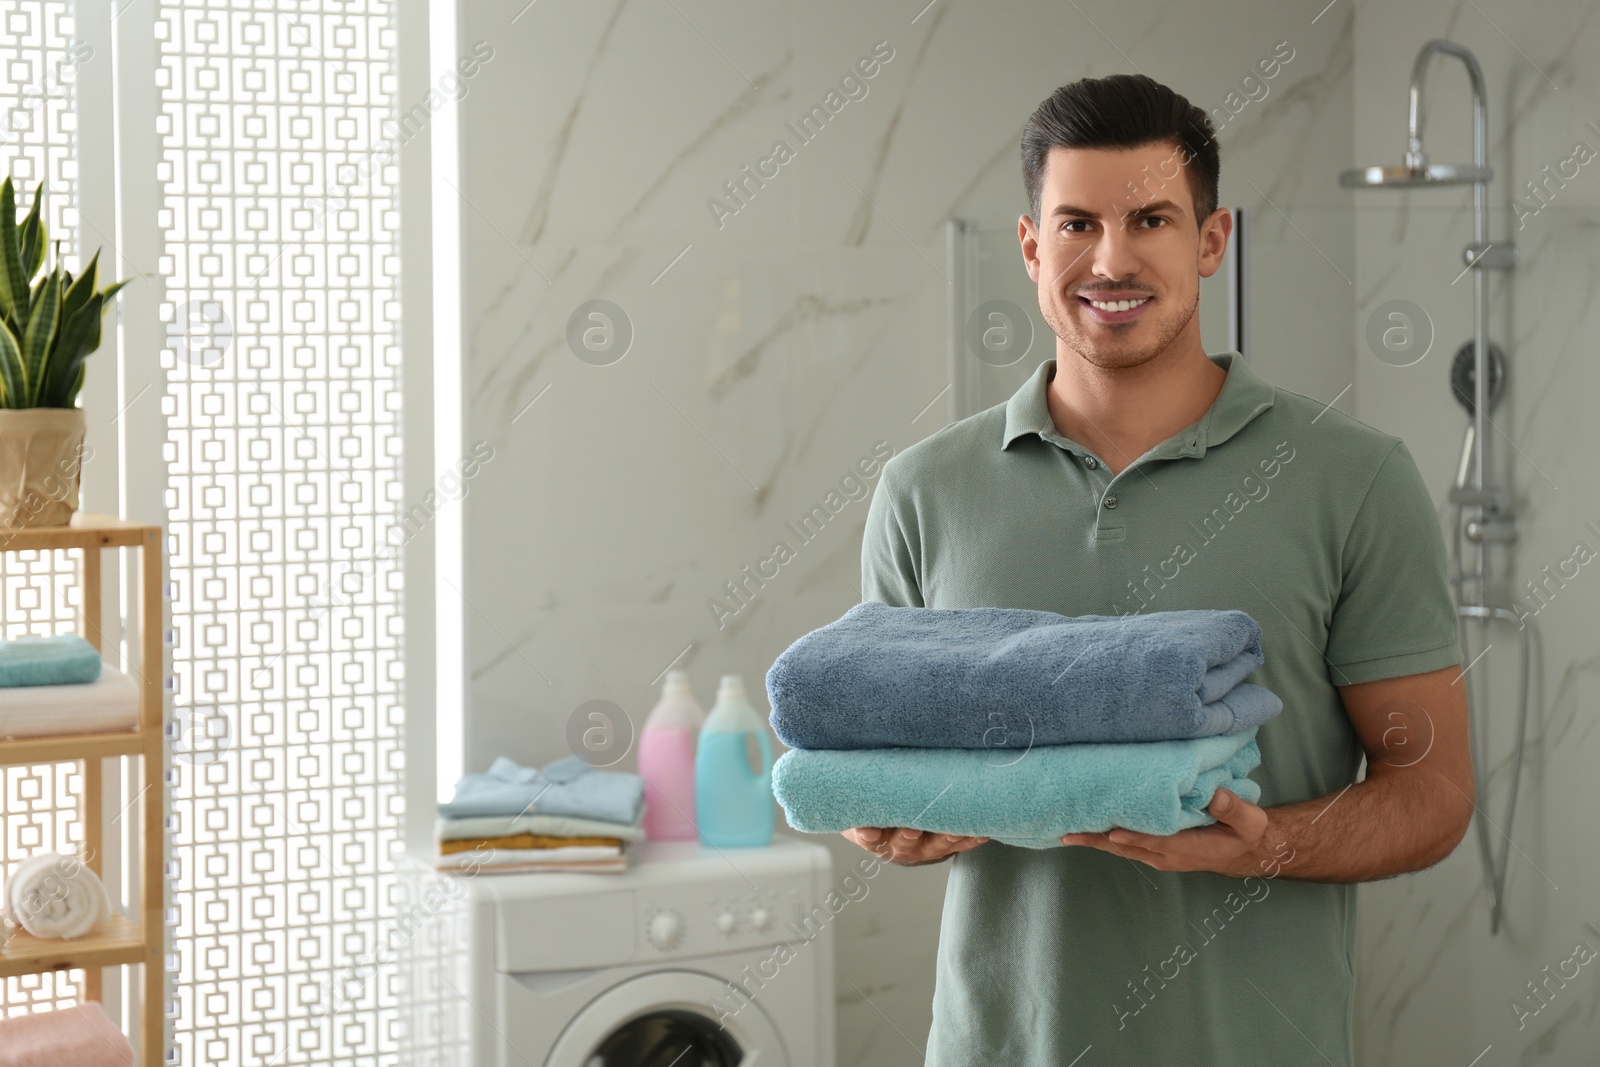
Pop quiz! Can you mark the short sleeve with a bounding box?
[861,459,925,608]
[1324,439,1463,685]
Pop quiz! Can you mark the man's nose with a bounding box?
[1087,213,1142,281]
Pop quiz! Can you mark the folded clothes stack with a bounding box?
[435,755,646,874]
[0,635,140,741]
[766,602,1283,848]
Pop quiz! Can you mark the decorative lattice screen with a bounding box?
[0,0,93,1025]
[156,3,404,1064]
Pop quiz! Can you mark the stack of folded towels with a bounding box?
[435,755,646,874]
[0,634,139,740]
[766,602,1284,848]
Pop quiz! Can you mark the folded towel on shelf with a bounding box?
[770,728,1263,848]
[436,755,644,825]
[440,859,628,875]
[0,1001,134,1067]
[0,664,139,740]
[2,852,112,939]
[437,833,623,855]
[0,635,102,688]
[435,844,627,875]
[434,811,645,843]
[767,602,1282,748]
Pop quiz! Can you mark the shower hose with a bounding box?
[1448,499,1532,936]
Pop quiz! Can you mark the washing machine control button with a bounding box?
[750,906,771,930]
[646,910,684,950]
[716,910,737,933]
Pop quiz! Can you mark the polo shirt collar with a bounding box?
[1001,350,1274,459]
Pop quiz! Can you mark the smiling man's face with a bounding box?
[1020,142,1231,371]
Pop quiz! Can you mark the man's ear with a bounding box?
[1196,207,1233,279]
[1019,214,1039,282]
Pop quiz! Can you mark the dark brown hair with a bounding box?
[1021,73,1220,229]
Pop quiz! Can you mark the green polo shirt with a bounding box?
[860,350,1462,1066]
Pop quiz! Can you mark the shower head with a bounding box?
[1340,40,1494,191]
[1339,162,1493,188]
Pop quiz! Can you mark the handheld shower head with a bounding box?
[1450,339,1504,416]
[1449,340,1505,494]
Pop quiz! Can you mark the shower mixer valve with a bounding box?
[1464,511,1518,544]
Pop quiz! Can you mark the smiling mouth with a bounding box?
[1077,294,1153,323]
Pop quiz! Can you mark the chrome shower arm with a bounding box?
[1406,38,1489,181]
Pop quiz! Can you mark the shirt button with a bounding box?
[1104,494,1118,509]
[1084,456,1099,469]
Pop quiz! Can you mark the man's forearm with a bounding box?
[1215,766,1474,883]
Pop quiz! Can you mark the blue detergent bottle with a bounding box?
[695,674,775,847]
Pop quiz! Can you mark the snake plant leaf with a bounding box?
[17,181,44,281]
[61,251,99,325]
[0,178,129,408]
[41,293,101,408]
[21,270,61,405]
[97,277,131,307]
[0,178,28,333]
[0,319,26,407]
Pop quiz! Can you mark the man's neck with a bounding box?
[1044,342,1228,477]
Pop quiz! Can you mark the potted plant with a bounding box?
[0,176,127,526]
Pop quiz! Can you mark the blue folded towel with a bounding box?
[770,728,1262,848]
[767,602,1281,748]
[0,635,102,688]
[436,755,644,825]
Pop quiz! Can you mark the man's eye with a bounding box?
[1061,220,1091,233]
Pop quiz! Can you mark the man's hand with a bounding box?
[1059,787,1269,875]
[842,827,989,866]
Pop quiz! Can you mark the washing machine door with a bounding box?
[545,970,790,1067]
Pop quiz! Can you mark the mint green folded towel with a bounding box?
[0,635,103,687]
[770,729,1262,848]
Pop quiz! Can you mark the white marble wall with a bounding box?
[1347,4,1600,1065]
[448,0,1600,1062]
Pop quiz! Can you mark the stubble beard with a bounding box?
[1040,284,1198,372]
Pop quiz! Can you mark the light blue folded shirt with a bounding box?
[436,755,644,825]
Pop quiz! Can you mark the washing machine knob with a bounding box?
[717,910,737,933]
[750,906,771,930]
[647,910,684,950]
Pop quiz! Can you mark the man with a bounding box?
[844,73,1474,1065]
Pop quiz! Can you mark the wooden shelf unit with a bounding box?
[0,513,164,1063]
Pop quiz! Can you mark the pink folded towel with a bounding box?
[0,1001,134,1066]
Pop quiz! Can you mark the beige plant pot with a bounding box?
[0,408,88,527]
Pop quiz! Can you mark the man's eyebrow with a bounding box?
[1049,199,1186,219]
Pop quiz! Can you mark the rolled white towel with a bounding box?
[3,852,112,939]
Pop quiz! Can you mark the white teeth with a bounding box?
[1087,297,1149,312]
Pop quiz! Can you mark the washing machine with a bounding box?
[398,835,837,1066]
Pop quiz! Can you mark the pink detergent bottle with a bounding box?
[638,670,705,840]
